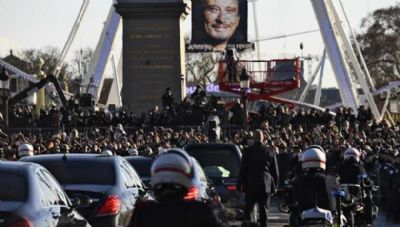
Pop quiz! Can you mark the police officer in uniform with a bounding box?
[17,143,34,159]
[336,147,366,184]
[291,146,333,225]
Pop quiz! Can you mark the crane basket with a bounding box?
[218,58,301,106]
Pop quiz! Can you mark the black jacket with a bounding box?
[238,142,279,195]
[293,170,333,211]
[336,161,365,184]
[130,199,222,227]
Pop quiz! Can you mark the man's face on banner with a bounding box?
[203,0,240,43]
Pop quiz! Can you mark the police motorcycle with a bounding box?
[277,177,344,227]
[277,178,295,214]
[280,203,336,226]
[279,146,347,227]
[298,206,335,227]
[331,190,348,227]
[339,174,378,227]
[279,182,345,227]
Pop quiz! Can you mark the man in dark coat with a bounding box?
[238,129,279,227]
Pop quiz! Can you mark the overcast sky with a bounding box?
[0,0,399,87]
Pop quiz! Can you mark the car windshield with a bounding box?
[128,160,152,178]
[186,147,240,178]
[0,172,27,201]
[38,161,115,185]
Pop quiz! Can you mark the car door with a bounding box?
[119,159,141,226]
[193,159,210,200]
[36,169,62,227]
[38,169,89,227]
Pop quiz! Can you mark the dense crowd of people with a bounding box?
[1,86,400,223]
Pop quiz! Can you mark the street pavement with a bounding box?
[268,198,289,227]
[373,213,400,227]
[267,198,399,227]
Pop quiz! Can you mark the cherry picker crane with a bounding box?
[9,74,67,108]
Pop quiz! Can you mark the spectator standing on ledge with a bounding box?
[161,87,174,109]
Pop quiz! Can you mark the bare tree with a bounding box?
[186,52,220,89]
[71,47,94,79]
[19,46,70,80]
[357,4,400,87]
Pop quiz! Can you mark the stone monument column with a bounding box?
[115,0,190,114]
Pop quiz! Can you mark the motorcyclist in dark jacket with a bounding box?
[293,146,333,212]
[336,147,365,184]
[336,147,375,227]
[129,148,223,227]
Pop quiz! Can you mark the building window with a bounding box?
[10,78,17,92]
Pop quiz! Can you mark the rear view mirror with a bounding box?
[71,194,92,208]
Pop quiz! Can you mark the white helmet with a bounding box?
[151,148,193,190]
[18,143,34,158]
[143,147,153,156]
[301,146,326,170]
[101,150,114,156]
[128,148,139,156]
[344,147,361,162]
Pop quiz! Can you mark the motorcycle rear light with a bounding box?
[96,195,121,217]
[11,217,31,227]
[184,186,199,201]
[226,185,237,191]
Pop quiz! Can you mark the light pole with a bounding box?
[240,68,250,129]
[36,58,45,117]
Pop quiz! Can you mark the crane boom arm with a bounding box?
[53,0,89,77]
[9,74,67,107]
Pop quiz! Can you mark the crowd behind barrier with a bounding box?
[1,87,400,223]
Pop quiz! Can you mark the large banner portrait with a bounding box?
[188,0,253,52]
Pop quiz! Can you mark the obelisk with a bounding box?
[114,0,190,114]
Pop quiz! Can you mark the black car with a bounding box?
[21,154,146,227]
[0,161,89,227]
[184,144,244,209]
[125,156,153,188]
